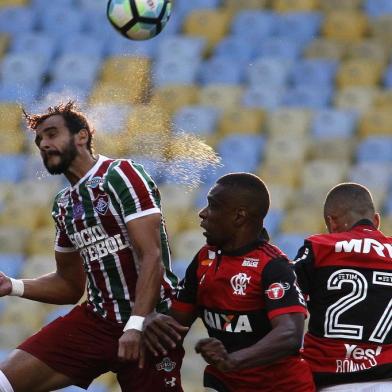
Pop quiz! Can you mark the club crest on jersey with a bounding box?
[230,273,251,296]
[72,202,84,219]
[265,282,290,300]
[86,177,104,189]
[93,194,109,215]
[156,357,176,372]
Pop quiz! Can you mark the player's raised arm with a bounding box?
[0,251,85,304]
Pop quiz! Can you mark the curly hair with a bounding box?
[24,100,95,154]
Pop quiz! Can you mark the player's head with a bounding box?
[199,172,270,248]
[24,101,95,175]
[324,182,380,233]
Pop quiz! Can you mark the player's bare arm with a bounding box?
[117,213,164,361]
[0,251,85,304]
[196,313,304,372]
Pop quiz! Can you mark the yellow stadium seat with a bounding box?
[0,322,29,349]
[0,227,29,253]
[308,138,355,161]
[0,0,27,5]
[358,110,392,137]
[0,129,25,154]
[322,11,368,42]
[319,0,362,11]
[171,228,205,260]
[22,255,55,278]
[258,160,303,187]
[335,86,378,112]
[266,184,295,210]
[217,107,265,136]
[90,81,147,105]
[224,0,268,10]
[264,135,309,164]
[290,187,327,211]
[374,90,392,110]
[381,216,392,235]
[280,207,325,234]
[25,228,55,256]
[160,184,196,212]
[370,15,392,46]
[0,103,22,131]
[183,9,231,50]
[0,200,42,230]
[304,38,345,60]
[150,85,199,114]
[0,34,8,58]
[345,40,388,64]
[273,0,317,12]
[199,85,244,110]
[266,108,311,137]
[336,59,383,88]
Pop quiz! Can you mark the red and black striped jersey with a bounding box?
[294,219,392,386]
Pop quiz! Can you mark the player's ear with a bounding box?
[325,215,337,233]
[76,128,89,147]
[373,212,381,229]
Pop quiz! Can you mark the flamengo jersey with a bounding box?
[172,239,312,390]
[294,220,392,387]
[52,155,178,323]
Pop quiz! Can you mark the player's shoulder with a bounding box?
[53,186,70,204]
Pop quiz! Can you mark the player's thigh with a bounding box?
[1,349,74,392]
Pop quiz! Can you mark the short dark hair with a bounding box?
[24,100,95,154]
[324,182,375,217]
[217,172,270,220]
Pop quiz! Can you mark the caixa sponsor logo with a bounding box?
[156,357,176,372]
[203,310,252,333]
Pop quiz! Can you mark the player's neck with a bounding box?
[64,153,98,186]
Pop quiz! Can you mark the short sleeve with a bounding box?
[171,253,199,313]
[262,257,307,320]
[53,215,75,253]
[293,240,315,296]
[106,160,161,222]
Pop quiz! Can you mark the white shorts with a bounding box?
[319,380,392,392]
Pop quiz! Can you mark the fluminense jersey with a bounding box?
[294,220,392,387]
[52,155,178,323]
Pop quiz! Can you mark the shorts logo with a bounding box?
[164,377,176,387]
[156,357,176,372]
[93,194,109,215]
[230,273,251,296]
[86,177,104,189]
[73,202,84,219]
[265,282,290,300]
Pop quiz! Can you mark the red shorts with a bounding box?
[204,356,316,392]
[18,304,184,391]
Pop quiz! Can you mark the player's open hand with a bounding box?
[195,338,236,372]
[0,272,12,297]
[118,329,142,361]
[143,313,189,357]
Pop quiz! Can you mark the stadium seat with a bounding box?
[173,0,221,16]
[335,86,378,112]
[356,136,392,163]
[0,0,28,5]
[60,33,106,58]
[290,59,338,87]
[364,0,392,18]
[308,138,355,161]
[0,34,8,58]
[273,0,318,12]
[337,59,383,88]
[264,135,309,164]
[264,208,284,237]
[345,40,388,64]
[0,103,21,131]
[383,64,392,88]
[266,108,311,136]
[0,254,24,278]
[374,89,392,110]
[45,306,73,324]
[160,184,196,213]
[171,229,205,260]
[369,15,392,46]
[319,0,362,11]
[225,0,268,10]
[183,9,231,50]
[106,31,158,58]
[274,233,308,259]
[90,81,147,105]
[0,227,29,253]
[280,207,324,234]
[172,105,219,137]
[0,129,24,154]
[217,107,265,136]
[311,109,358,139]
[322,11,368,42]
[22,255,56,278]
[267,184,296,210]
[246,57,291,87]
[255,37,303,60]
[198,57,244,85]
[157,36,206,61]
[358,109,392,137]
[290,187,327,210]
[199,85,244,110]
[242,85,284,110]
[0,6,35,34]
[281,85,333,109]
[151,85,199,114]
[304,38,345,60]
[258,161,302,188]
[25,228,56,256]
[0,154,27,183]
[213,36,256,63]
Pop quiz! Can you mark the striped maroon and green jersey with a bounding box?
[52,155,178,323]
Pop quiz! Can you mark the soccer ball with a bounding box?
[107,0,171,41]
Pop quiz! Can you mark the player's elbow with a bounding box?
[279,322,303,354]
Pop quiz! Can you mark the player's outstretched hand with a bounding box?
[143,313,188,357]
[0,272,12,297]
[118,329,142,362]
[195,338,236,372]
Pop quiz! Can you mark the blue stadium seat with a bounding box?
[41,81,91,104]
[60,33,106,58]
[174,0,220,16]
[274,233,308,260]
[0,254,24,278]
[172,259,189,280]
[246,57,291,87]
[364,0,392,17]
[311,109,358,139]
[0,82,40,105]
[45,306,73,324]
[131,156,165,184]
[157,36,206,61]
[383,65,392,88]
[85,9,114,42]
[275,12,323,44]
[0,350,10,362]
[282,86,333,109]
[264,209,284,237]
[290,59,338,87]
[173,105,220,136]
[152,57,200,87]
[0,7,36,35]
[349,163,391,192]
[242,85,284,110]
[106,31,158,58]
[255,37,303,60]
[214,36,256,63]
[198,57,244,85]
[383,192,392,216]
[356,136,392,163]
[0,155,27,183]
[231,10,276,41]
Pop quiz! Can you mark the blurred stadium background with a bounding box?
[1,0,392,390]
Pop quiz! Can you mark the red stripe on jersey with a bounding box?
[118,161,155,211]
[171,300,197,314]
[268,305,307,320]
[263,242,285,259]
